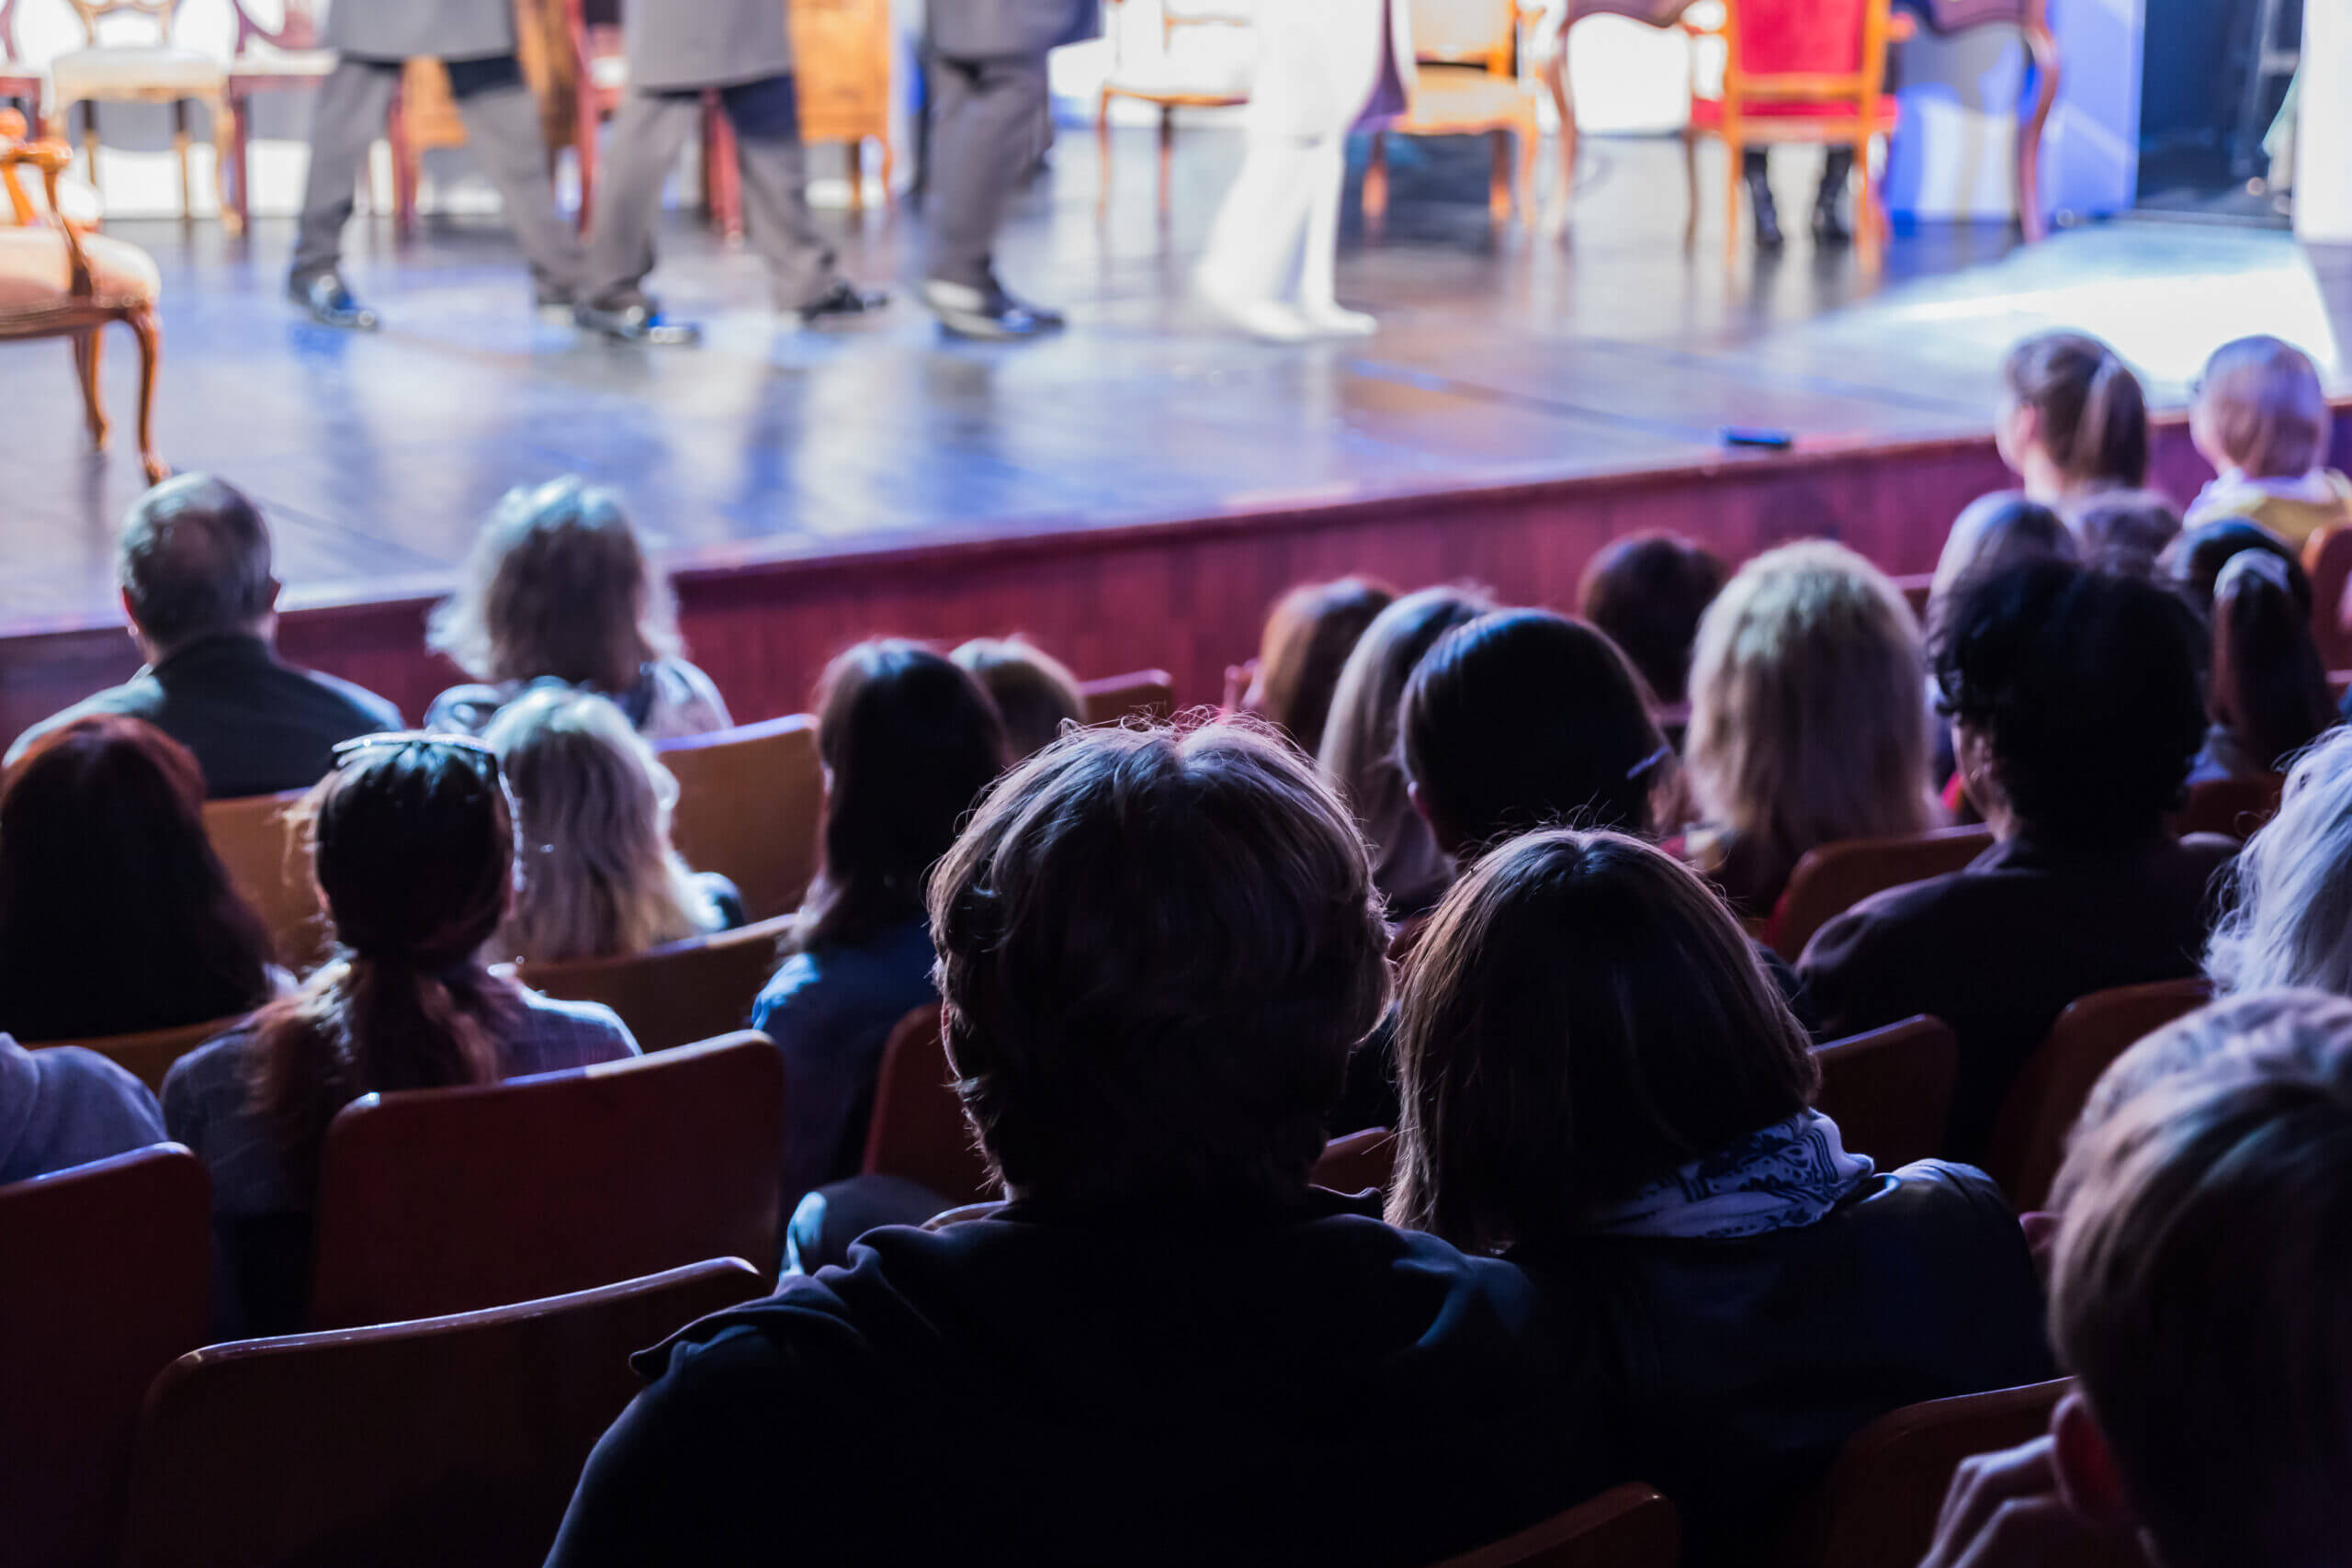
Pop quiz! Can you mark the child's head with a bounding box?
[1997,332,2150,500]
[2192,335,2332,481]
[2045,994,2352,1568]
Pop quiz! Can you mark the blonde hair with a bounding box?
[2207,727,2352,997]
[482,686,718,964]
[2197,334,2332,480]
[1686,541,1935,897]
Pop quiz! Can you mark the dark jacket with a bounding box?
[6,635,401,800]
[328,0,514,62]
[1797,830,2236,1162]
[1520,1161,2054,1568]
[929,0,1099,62]
[546,1193,1617,1567]
[626,0,794,93]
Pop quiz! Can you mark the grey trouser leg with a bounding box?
[733,117,836,310]
[582,90,703,308]
[452,82,584,292]
[923,51,1050,290]
[292,57,400,281]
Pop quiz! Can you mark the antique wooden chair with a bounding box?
[861,1004,995,1207]
[1812,1015,1958,1171]
[1079,666,1177,724]
[0,108,165,481]
[0,1145,210,1568]
[786,0,895,211]
[0,0,43,114]
[516,912,795,1054]
[47,0,230,229]
[220,0,342,233]
[1434,1483,1680,1568]
[1365,0,1553,226]
[1765,825,1993,960]
[120,1259,766,1568]
[309,1033,785,1327]
[40,1012,242,1092]
[1095,0,1252,219]
[560,0,741,237]
[656,712,825,923]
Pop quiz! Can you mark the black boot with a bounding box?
[1743,150,1783,251]
[1814,148,1856,245]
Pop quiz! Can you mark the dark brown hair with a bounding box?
[117,474,276,653]
[1577,534,1729,705]
[952,637,1085,760]
[1387,829,1818,1252]
[2003,331,2150,491]
[1250,578,1396,756]
[0,715,275,1041]
[930,720,1389,1213]
[2209,549,2335,773]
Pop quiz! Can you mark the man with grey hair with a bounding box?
[6,476,401,798]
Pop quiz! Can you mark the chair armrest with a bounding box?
[0,109,97,299]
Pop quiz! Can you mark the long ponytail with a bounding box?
[2005,331,2150,491]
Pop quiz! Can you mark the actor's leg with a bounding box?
[1296,137,1373,336]
[581,89,702,308]
[1742,145,1783,251]
[1195,131,1318,341]
[291,58,400,288]
[922,50,1056,336]
[449,60,584,298]
[720,73,879,318]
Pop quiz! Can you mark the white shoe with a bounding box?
[1196,272,1316,344]
[1298,302,1378,337]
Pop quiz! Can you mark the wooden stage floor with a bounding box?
[9,132,2347,643]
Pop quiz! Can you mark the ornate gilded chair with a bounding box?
[0,109,165,481]
[47,0,230,230]
[1363,0,1555,226]
[1095,0,1252,219]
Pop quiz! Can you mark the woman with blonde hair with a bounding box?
[425,477,731,740]
[482,687,741,965]
[1684,541,1939,916]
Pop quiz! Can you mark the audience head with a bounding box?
[794,639,1008,954]
[117,474,279,659]
[2209,728,2352,997]
[2191,334,2333,481]
[483,686,716,964]
[429,476,681,698]
[2207,548,2335,773]
[1400,610,1669,858]
[1241,578,1396,756]
[1317,585,1495,910]
[2073,489,2182,574]
[0,715,273,1040]
[931,719,1388,1213]
[951,637,1085,760]
[2044,1003,2352,1568]
[1927,493,2075,647]
[1936,559,2206,848]
[2162,517,2309,620]
[1577,534,1729,706]
[1386,829,1819,1253]
[1997,332,2151,502]
[1687,541,1934,886]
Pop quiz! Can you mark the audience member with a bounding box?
[753,641,1008,1213]
[1921,995,2352,1568]
[481,687,741,966]
[5,476,401,797]
[2184,333,2352,547]
[1388,829,2052,1566]
[1230,577,1395,757]
[2192,548,2335,782]
[0,1032,166,1188]
[1317,585,1494,922]
[1995,332,2150,517]
[163,735,639,1335]
[424,478,730,740]
[1577,533,1728,709]
[549,720,1613,1567]
[1926,493,2075,650]
[2208,725,2352,997]
[1682,542,1938,916]
[952,637,1085,759]
[0,716,277,1043]
[1800,560,2233,1159]
[2160,515,2309,618]
[2072,488,2182,573]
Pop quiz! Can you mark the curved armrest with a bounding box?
[0,110,97,299]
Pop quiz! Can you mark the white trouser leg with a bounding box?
[1296,136,1374,334]
[1198,132,1320,338]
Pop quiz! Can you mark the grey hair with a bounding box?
[2208,727,2352,997]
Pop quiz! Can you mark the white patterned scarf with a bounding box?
[1582,1111,1876,1241]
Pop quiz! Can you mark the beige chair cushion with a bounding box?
[228,48,337,81]
[50,46,226,107]
[0,226,160,325]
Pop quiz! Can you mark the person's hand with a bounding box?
[1918,1437,2105,1568]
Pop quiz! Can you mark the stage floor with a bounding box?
[6,132,2349,634]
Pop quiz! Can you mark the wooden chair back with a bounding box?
[40,1013,242,1094]
[1312,1126,1397,1196]
[228,0,324,51]
[1775,1378,2075,1568]
[1079,668,1178,725]
[202,787,328,971]
[119,1259,765,1568]
[1434,1483,1680,1568]
[1812,1015,1959,1171]
[309,1033,784,1327]
[517,914,791,1054]
[1767,826,1995,959]
[1986,977,2213,1212]
[657,714,824,923]
[63,0,179,43]
[2175,773,2285,840]
[0,1145,209,1568]
[1724,0,1887,84]
[1408,0,1518,72]
[860,1004,994,1206]
[2302,524,2352,669]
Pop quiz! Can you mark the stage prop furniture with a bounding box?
[1558,0,2057,241]
[0,109,166,481]
[1095,0,1252,220]
[1364,0,1556,225]
[393,0,575,240]
[560,0,741,238]
[786,0,895,212]
[221,0,340,233]
[48,0,231,230]
[0,1,40,117]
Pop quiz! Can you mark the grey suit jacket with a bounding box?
[328,0,516,62]
[928,0,1099,62]
[627,0,795,94]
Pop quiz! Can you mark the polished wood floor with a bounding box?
[5,130,2346,637]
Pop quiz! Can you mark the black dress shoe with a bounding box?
[796,279,891,324]
[922,278,1063,342]
[1745,170,1785,252]
[288,272,380,332]
[573,299,704,346]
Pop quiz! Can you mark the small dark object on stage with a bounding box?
[1720,426,1797,450]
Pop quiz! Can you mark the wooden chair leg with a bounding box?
[1363,130,1389,224]
[70,328,107,450]
[80,101,99,187]
[1157,104,1174,220]
[1722,134,1743,265]
[1487,129,1510,223]
[574,91,600,232]
[1681,126,1700,247]
[209,93,239,236]
[703,101,743,241]
[224,91,251,237]
[388,89,418,240]
[877,136,894,209]
[1095,89,1114,218]
[847,140,865,216]
[127,308,166,483]
[1857,137,1885,272]
[1516,118,1537,226]
[172,98,192,222]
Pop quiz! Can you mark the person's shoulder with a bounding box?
[1798,862,1983,971]
[420,682,508,738]
[6,683,151,766]
[512,989,641,1066]
[290,664,403,730]
[159,1023,255,1134]
[641,659,732,739]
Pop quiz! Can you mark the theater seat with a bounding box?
[1770,826,1995,960]
[861,1005,994,1207]
[656,715,823,922]
[517,914,794,1054]
[1432,1483,1679,1568]
[37,1012,243,1094]
[1812,1016,1958,1171]
[1079,668,1177,726]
